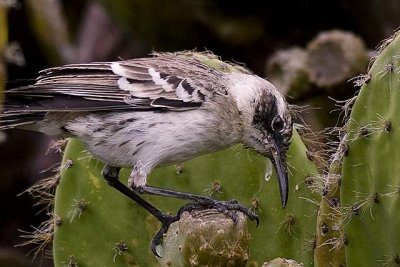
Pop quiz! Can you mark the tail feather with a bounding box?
[1,87,47,130]
[0,112,45,130]
[1,62,119,131]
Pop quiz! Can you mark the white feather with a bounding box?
[148,67,175,92]
[111,62,127,77]
[175,83,192,101]
[117,77,131,91]
[227,73,287,118]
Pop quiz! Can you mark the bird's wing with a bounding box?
[4,53,229,113]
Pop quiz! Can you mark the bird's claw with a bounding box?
[151,214,179,257]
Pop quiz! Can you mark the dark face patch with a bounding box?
[252,91,277,133]
[252,92,292,149]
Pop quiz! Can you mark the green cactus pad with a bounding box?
[53,129,319,266]
[341,30,400,266]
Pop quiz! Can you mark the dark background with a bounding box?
[1,0,399,266]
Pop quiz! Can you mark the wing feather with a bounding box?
[4,53,228,114]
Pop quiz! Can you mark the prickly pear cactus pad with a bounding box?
[53,140,151,267]
[53,130,319,266]
[341,30,400,266]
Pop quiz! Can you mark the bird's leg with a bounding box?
[101,165,179,257]
[136,185,259,226]
[127,165,258,224]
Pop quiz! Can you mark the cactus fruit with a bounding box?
[53,128,319,266]
[157,210,249,266]
[340,30,400,265]
[262,258,304,267]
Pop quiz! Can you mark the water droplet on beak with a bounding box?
[264,160,273,182]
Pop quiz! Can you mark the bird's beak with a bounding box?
[268,134,289,208]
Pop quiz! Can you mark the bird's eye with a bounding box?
[272,116,284,131]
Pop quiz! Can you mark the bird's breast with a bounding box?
[66,110,241,169]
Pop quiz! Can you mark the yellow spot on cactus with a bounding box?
[88,173,101,189]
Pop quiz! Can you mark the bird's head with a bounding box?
[229,74,293,207]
